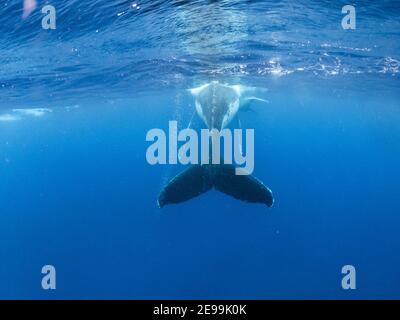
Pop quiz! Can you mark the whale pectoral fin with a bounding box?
[158,165,212,208]
[240,97,269,112]
[231,85,257,96]
[188,83,211,96]
[213,165,274,207]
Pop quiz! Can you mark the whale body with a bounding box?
[190,81,267,130]
[157,82,274,208]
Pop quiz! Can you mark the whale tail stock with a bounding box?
[157,164,274,208]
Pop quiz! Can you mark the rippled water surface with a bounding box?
[1,0,399,105]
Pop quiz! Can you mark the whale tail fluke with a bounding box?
[157,164,274,208]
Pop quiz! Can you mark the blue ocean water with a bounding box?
[0,0,399,299]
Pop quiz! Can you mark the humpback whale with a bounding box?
[157,81,274,208]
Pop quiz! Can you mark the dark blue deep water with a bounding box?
[0,0,399,299]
